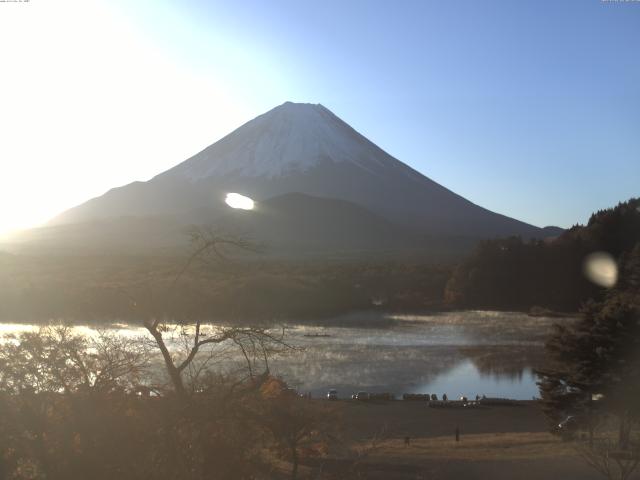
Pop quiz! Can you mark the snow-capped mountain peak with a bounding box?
[50,101,550,242]
[165,102,386,181]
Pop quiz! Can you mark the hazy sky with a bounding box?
[1,0,638,235]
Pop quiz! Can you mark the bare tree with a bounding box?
[144,319,292,398]
[309,424,389,480]
[138,226,292,399]
[259,394,336,480]
[0,325,149,395]
[578,437,640,480]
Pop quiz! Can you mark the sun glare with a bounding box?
[0,0,255,237]
[225,193,255,210]
[583,251,618,288]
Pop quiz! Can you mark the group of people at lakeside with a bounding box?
[326,389,493,402]
[403,393,488,402]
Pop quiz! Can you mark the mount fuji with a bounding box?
[37,102,558,254]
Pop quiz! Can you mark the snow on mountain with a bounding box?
[49,101,553,244]
[163,102,388,180]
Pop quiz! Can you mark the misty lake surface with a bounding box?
[0,311,569,400]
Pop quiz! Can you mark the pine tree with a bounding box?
[537,246,640,448]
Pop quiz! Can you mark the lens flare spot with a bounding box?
[583,252,618,288]
[225,192,254,210]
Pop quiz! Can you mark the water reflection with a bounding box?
[416,361,539,400]
[0,311,568,399]
[270,343,543,400]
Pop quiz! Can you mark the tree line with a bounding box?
[444,198,640,312]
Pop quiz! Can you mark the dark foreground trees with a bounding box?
[0,326,337,480]
[255,377,338,480]
[445,198,640,311]
[538,243,640,480]
[0,230,343,479]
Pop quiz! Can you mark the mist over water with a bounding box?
[0,311,565,399]
[268,313,550,399]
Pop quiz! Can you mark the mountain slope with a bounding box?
[49,102,555,247]
[215,192,423,253]
[11,193,436,256]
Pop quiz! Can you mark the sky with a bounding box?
[0,0,638,235]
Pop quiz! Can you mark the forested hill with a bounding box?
[444,198,640,312]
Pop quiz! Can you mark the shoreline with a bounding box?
[0,307,579,329]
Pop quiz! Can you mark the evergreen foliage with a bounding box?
[537,242,640,448]
[445,198,640,311]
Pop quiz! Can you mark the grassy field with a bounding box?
[334,432,598,480]
[278,401,601,479]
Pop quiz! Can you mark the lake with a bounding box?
[0,311,570,399]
